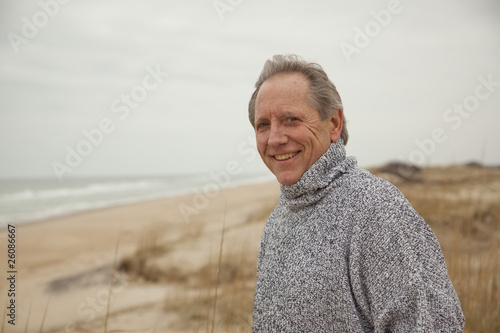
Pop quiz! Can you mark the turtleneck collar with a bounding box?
[280,139,357,208]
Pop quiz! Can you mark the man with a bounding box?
[249,54,465,332]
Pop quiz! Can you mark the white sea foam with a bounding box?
[0,180,164,203]
[0,174,273,227]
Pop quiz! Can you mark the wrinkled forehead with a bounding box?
[256,73,311,109]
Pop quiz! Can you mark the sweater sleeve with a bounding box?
[348,194,465,333]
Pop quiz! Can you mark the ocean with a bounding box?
[0,173,273,228]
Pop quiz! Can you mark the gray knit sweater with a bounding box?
[252,140,465,332]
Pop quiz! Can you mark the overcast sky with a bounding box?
[1,0,499,179]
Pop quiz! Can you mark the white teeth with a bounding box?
[275,152,297,161]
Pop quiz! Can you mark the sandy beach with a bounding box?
[0,180,281,332]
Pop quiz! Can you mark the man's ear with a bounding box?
[330,108,343,142]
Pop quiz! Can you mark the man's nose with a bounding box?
[268,124,287,146]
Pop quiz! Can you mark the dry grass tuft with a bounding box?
[117,224,172,283]
[162,265,255,332]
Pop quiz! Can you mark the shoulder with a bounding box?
[327,167,437,248]
[338,168,441,262]
[328,167,416,218]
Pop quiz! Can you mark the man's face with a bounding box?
[254,73,336,185]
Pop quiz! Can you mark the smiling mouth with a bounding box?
[274,151,299,161]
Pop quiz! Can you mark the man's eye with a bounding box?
[257,122,269,129]
[288,117,299,122]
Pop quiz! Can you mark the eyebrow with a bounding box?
[256,111,296,123]
[255,111,300,127]
[255,117,268,126]
[279,112,295,119]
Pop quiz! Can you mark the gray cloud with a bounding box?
[1,0,499,178]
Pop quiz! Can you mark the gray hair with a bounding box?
[248,54,348,145]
